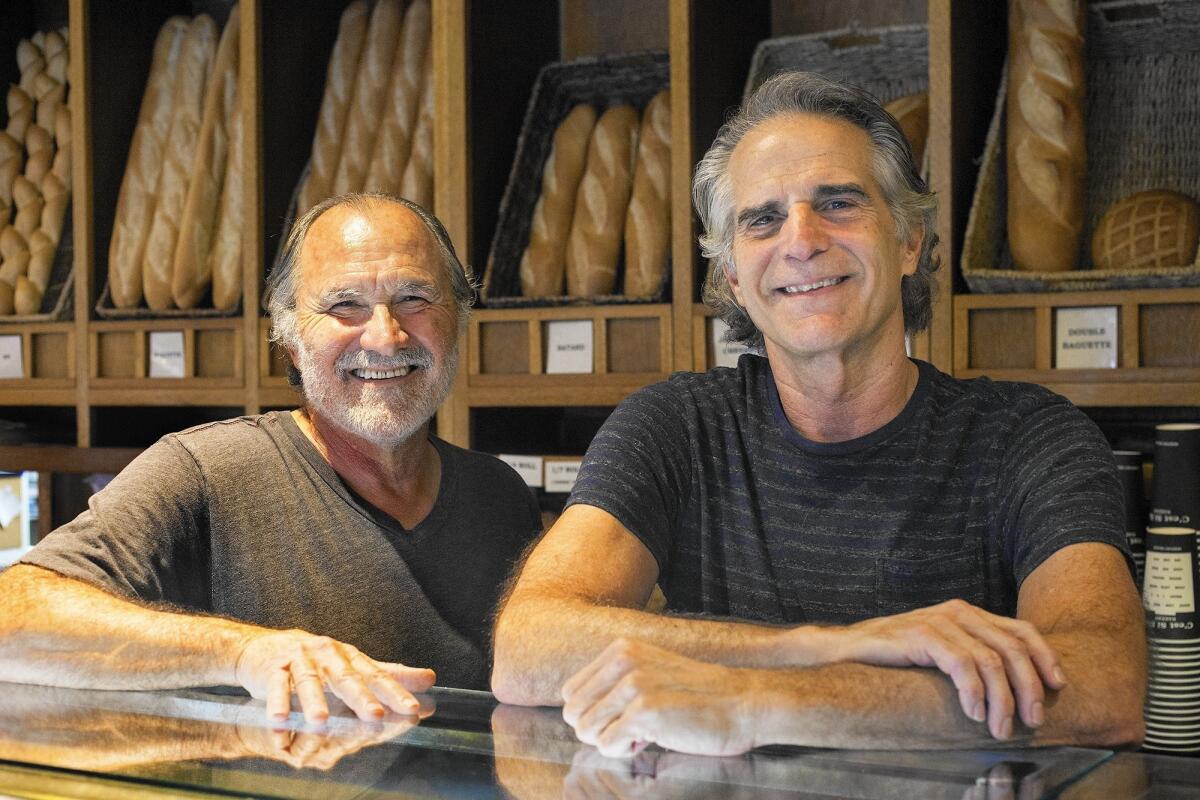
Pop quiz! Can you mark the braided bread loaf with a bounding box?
[399,53,434,209]
[364,0,430,196]
[623,90,671,298]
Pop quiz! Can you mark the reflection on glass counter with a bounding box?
[0,682,1193,799]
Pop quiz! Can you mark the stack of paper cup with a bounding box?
[1143,526,1200,754]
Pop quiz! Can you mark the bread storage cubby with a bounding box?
[0,0,1192,477]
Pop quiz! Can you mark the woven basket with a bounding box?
[962,0,1200,293]
[1,200,74,323]
[482,50,670,308]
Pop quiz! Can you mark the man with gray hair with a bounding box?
[493,72,1144,754]
[0,194,541,722]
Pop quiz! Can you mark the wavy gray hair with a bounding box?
[694,71,940,347]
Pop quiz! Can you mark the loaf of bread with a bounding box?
[1006,0,1086,272]
[0,133,22,207]
[108,16,189,309]
[623,90,671,298]
[14,275,41,314]
[41,194,67,245]
[363,0,430,196]
[565,105,638,297]
[27,229,54,292]
[14,196,42,239]
[11,176,39,208]
[24,124,51,156]
[399,56,434,209]
[0,226,25,259]
[6,107,32,143]
[332,0,403,196]
[18,58,44,96]
[172,10,239,310]
[7,86,32,118]
[142,14,217,310]
[1091,189,1200,270]
[297,0,368,215]
[520,104,597,297]
[24,149,50,184]
[36,82,64,131]
[210,79,243,310]
[884,91,929,166]
[0,250,29,285]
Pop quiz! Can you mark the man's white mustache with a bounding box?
[335,348,434,372]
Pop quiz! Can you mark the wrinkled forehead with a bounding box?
[728,112,877,190]
[297,201,443,287]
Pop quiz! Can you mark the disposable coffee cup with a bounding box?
[1143,527,1200,641]
[1149,424,1200,529]
[1115,450,1148,587]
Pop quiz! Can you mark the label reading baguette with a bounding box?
[149,331,187,378]
[545,320,593,374]
[1054,307,1118,369]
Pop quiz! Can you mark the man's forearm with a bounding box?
[492,591,836,705]
[0,565,259,690]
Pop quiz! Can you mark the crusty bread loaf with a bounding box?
[297,0,368,215]
[363,0,430,195]
[399,56,434,209]
[884,91,929,166]
[6,107,32,143]
[1007,0,1086,272]
[210,78,243,310]
[142,14,217,310]
[27,230,54,292]
[519,104,597,298]
[565,105,638,297]
[332,0,403,196]
[40,194,67,245]
[623,90,671,298]
[1091,189,1200,270]
[172,9,239,310]
[108,16,188,309]
[14,275,41,314]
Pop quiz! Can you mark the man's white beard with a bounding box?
[294,339,458,447]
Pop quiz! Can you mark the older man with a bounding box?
[492,72,1144,755]
[0,194,541,722]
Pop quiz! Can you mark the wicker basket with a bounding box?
[1,200,74,323]
[961,0,1200,293]
[482,50,670,308]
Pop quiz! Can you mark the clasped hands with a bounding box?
[561,599,1066,757]
[234,629,435,724]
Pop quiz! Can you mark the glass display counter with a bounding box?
[0,681,1192,799]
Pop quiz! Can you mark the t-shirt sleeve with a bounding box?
[566,381,694,573]
[19,435,210,608]
[998,396,1132,588]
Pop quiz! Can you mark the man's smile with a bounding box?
[776,275,849,295]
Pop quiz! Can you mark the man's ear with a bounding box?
[901,226,923,278]
[724,260,745,305]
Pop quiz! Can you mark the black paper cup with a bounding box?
[1149,424,1200,530]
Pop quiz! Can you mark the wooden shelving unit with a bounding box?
[0,0,1192,473]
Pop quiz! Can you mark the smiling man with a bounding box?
[492,72,1145,755]
[0,194,541,722]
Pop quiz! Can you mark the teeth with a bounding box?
[781,276,844,294]
[352,366,413,380]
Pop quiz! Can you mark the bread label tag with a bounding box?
[545,320,594,374]
[149,331,186,378]
[711,318,749,369]
[0,336,23,379]
[499,454,544,488]
[1055,307,1118,369]
[545,459,582,494]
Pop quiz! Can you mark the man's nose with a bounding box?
[359,304,409,356]
[782,203,830,261]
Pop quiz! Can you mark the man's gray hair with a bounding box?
[694,71,940,347]
[264,193,476,353]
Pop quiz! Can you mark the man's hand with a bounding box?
[234,630,435,724]
[829,599,1066,739]
[561,639,758,758]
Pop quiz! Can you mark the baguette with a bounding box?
[565,105,638,297]
[363,0,430,195]
[518,104,596,298]
[297,0,368,214]
[40,194,67,245]
[623,90,671,298]
[13,275,41,315]
[210,79,244,310]
[172,9,240,310]
[399,56,434,209]
[108,16,189,308]
[332,0,404,196]
[1006,0,1086,272]
[142,14,217,310]
[27,230,54,292]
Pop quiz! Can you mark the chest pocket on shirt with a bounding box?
[875,549,986,616]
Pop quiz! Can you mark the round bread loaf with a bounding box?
[1091,189,1200,270]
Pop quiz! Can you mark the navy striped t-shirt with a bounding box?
[567,356,1130,624]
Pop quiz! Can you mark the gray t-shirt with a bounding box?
[22,412,542,689]
[568,356,1131,624]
